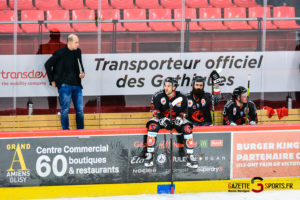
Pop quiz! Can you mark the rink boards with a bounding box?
[0,124,299,199]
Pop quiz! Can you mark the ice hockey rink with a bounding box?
[42,190,300,200]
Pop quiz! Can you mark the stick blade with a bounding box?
[248,74,251,81]
[216,68,223,74]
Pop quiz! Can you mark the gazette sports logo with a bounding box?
[227,177,294,193]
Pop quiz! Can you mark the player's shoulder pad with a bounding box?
[248,101,257,108]
[203,92,212,98]
[153,90,164,98]
[186,91,193,98]
[224,100,234,109]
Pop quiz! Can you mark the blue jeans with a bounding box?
[58,84,84,130]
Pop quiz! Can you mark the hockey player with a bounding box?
[223,86,258,125]
[186,71,222,126]
[144,77,198,168]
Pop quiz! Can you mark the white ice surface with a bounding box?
[42,190,300,200]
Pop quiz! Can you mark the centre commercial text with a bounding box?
[95,55,263,88]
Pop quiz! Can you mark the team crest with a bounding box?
[188,100,193,107]
[161,97,166,105]
[201,99,206,106]
[233,107,237,116]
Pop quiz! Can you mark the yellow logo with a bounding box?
[7,144,29,171]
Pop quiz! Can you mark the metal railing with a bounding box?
[0,17,299,52]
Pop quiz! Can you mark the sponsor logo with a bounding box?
[233,107,237,115]
[158,141,198,149]
[6,143,31,183]
[132,167,157,174]
[157,154,167,165]
[133,141,147,148]
[197,166,223,173]
[203,156,226,161]
[227,177,294,193]
[210,140,223,147]
[199,140,208,148]
[131,156,145,164]
[1,70,47,79]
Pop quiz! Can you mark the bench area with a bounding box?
[0,109,300,131]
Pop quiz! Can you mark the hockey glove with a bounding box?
[159,117,172,130]
[174,116,183,126]
[209,70,222,84]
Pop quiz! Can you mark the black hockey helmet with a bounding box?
[192,76,205,87]
[164,77,178,88]
[233,86,247,99]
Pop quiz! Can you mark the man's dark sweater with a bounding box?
[44,46,84,89]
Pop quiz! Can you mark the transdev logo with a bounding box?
[210,140,223,147]
[1,70,47,79]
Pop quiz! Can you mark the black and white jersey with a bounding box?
[223,99,258,125]
[186,91,221,125]
[150,90,187,119]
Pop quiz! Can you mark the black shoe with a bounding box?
[144,152,154,167]
[186,154,198,169]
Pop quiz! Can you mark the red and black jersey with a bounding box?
[150,90,187,119]
[223,99,258,125]
[186,91,220,125]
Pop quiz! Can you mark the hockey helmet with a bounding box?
[164,77,178,88]
[233,86,247,99]
[192,76,205,87]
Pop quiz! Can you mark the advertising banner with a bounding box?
[1,136,127,186]
[0,51,299,97]
[128,132,231,182]
[0,131,231,187]
[232,130,300,179]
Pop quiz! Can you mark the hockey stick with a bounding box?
[211,68,222,126]
[169,97,183,194]
[77,58,83,75]
[245,74,251,124]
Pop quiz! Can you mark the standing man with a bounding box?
[144,77,198,169]
[186,72,222,126]
[223,86,258,125]
[45,34,85,130]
